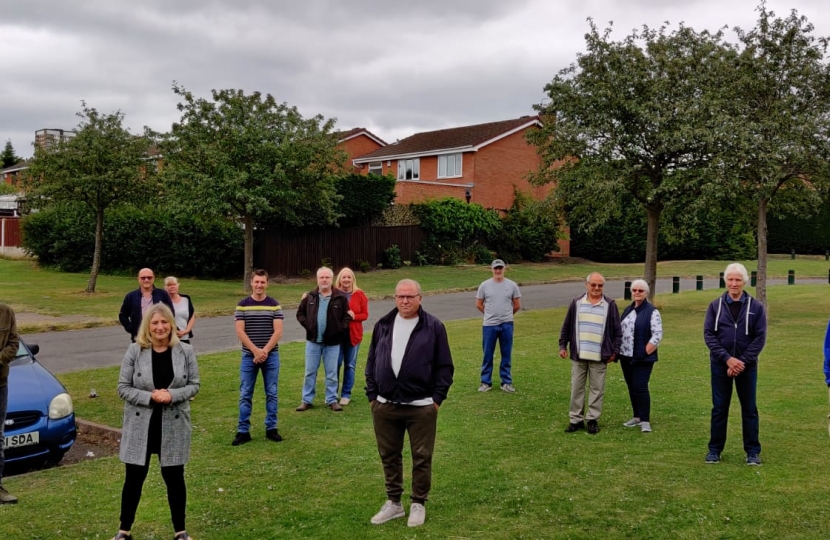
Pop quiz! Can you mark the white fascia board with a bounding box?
[354,145,472,164]
[339,131,386,147]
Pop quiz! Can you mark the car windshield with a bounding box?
[10,342,34,367]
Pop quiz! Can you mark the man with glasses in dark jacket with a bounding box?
[365,279,454,528]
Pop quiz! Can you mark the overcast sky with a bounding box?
[1,0,828,159]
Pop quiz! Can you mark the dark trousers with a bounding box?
[709,362,760,455]
[119,450,187,532]
[0,385,7,482]
[619,356,655,422]
[371,402,438,504]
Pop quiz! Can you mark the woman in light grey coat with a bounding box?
[111,303,199,540]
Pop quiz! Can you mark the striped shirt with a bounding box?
[577,297,608,361]
[235,296,283,353]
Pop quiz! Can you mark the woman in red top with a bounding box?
[336,267,368,405]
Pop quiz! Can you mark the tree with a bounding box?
[528,20,736,297]
[719,3,830,305]
[1,139,22,168]
[22,105,156,292]
[335,172,396,226]
[160,84,345,289]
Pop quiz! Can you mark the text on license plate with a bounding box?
[4,431,40,449]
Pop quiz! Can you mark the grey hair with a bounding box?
[586,272,605,284]
[723,263,749,284]
[317,266,334,278]
[164,276,178,286]
[396,279,422,295]
[631,279,649,295]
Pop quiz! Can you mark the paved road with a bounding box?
[24,277,817,374]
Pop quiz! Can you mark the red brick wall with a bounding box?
[340,135,384,162]
[470,129,550,211]
[393,181,469,205]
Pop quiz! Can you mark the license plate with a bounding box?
[4,431,40,449]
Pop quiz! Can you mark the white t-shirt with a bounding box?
[172,296,190,332]
[391,313,419,376]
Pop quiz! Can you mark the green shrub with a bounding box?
[382,244,403,269]
[356,259,371,273]
[411,198,500,264]
[489,191,562,263]
[21,203,243,277]
[465,243,494,264]
[335,173,397,226]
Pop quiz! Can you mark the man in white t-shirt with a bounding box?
[476,259,521,393]
[365,279,454,528]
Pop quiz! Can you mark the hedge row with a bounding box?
[21,203,243,278]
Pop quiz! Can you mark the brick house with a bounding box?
[337,128,387,168]
[350,116,551,212]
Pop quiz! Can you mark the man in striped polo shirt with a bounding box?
[558,272,621,435]
[232,269,284,446]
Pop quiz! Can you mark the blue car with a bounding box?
[4,340,76,466]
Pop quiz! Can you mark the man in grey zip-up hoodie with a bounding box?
[703,263,767,466]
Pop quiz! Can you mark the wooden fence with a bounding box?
[255,225,424,277]
[1,217,20,247]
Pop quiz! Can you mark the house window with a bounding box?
[368,162,383,176]
[438,153,462,178]
[397,158,420,180]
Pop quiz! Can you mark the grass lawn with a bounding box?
[2,284,830,538]
[3,255,830,332]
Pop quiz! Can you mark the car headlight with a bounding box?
[49,393,74,419]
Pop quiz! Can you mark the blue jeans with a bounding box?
[709,362,760,454]
[338,342,361,400]
[481,322,514,385]
[619,356,655,422]
[302,341,340,405]
[237,350,280,433]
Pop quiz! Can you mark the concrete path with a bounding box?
[23,277,820,374]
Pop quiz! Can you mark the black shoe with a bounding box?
[705,450,721,464]
[231,432,252,446]
[565,421,585,433]
[265,429,283,442]
[587,420,600,434]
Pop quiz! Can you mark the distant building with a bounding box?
[34,128,76,150]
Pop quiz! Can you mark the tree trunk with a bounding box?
[644,204,662,302]
[756,197,768,306]
[86,209,104,293]
[243,213,254,293]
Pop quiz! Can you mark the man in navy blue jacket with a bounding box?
[365,279,454,528]
[118,268,174,342]
[703,263,767,466]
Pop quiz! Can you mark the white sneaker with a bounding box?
[622,418,641,428]
[370,500,405,525]
[500,383,516,393]
[478,383,492,392]
[339,397,350,405]
[408,503,426,527]
[640,421,652,432]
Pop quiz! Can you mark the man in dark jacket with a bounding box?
[295,267,351,412]
[118,268,174,342]
[558,272,622,435]
[365,279,454,528]
[0,303,20,504]
[703,263,767,466]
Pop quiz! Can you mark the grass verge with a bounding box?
[2,284,830,538]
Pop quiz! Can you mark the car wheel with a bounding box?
[46,450,66,467]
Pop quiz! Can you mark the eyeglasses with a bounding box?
[588,283,604,288]
[139,276,154,281]
[631,289,645,293]
[395,295,420,301]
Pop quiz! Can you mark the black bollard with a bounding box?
[696,275,703,291]
[751,271,757,287]
[624,281,631,301]
[791,248,796,260]
[719,272,725,288]
[788,270,795,285]
[672,276,680,294]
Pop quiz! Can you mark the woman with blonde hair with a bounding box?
[335,267,369,405]
[111,303,200,540]
[164,276,196,344]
